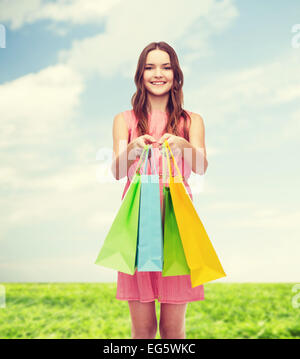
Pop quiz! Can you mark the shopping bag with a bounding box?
[162,186,191,276]
[136,145,163,271]
[164,140,226,286]
[161,144,190,276]
[94,146,149,275]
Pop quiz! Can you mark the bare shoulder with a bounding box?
[188,110,205,134]
[113,111,128,130]
[188,112,205,137]
[112,111,128,140]
[188,112,207,158]
[113,111,126,124]
[189,111,204,126]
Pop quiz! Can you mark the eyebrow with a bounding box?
[145,63,171,65]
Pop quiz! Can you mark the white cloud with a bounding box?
[36,0,121,24]
[0,63,84,148]
[57,0,238,78]
[206,200,256,211]
[0,0,239,83]
[221,252,300,282]
[87,210,119,229]
[0,0,121,29]
[186,51,300,123]
[224,208,300,230]
[282,109,300,140]
[0,254,117,282]
[0,163,125,225]
[0,0,41,30]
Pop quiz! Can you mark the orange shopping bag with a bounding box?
[163,140,226,287]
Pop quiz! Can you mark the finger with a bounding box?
[144,135,156,144]
[158,133,167,141]
[135,147,143,157]
[144,134,155,140]
[159,139,171,150]
[158,135,171,145]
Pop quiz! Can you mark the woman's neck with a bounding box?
[146,93,169,113]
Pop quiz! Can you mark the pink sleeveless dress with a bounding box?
[115,108,205,304]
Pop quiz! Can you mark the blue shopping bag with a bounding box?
[136,145,163,271]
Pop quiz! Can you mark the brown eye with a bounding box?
[144,66,171,70]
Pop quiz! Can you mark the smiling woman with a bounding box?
[130,43,191,141]
[109,41,208,340]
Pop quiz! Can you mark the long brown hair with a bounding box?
[131,41,191,141]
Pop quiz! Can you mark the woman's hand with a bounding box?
[158,133,188,157]
[128,134,156,158]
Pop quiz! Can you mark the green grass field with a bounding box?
[0,283,299,339]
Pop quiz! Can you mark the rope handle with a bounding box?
[142,145,158,175]
[135,145,149,175]
[164,140,183,183]
[161,143,167,190]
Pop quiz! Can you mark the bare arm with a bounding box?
[111,113,135,180]
[110,113,156,180]
[185,112,208,175]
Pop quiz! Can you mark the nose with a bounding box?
[154,68,163,77]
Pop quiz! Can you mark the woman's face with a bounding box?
[143,49,174,96]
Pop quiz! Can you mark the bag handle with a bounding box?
[164,140,183,183]
[142,145,158,175]
[161,142,169,191]
[135,145,149,175]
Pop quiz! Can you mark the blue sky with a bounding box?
[0,0,299,283]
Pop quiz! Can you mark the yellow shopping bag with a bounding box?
[164,140,226,287]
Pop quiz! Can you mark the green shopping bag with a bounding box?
[161,144,190,277]
[94,146,149,275]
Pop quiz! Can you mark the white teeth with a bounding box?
[151,82,165,85]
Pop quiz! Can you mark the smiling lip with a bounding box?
[151,82,166,85]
